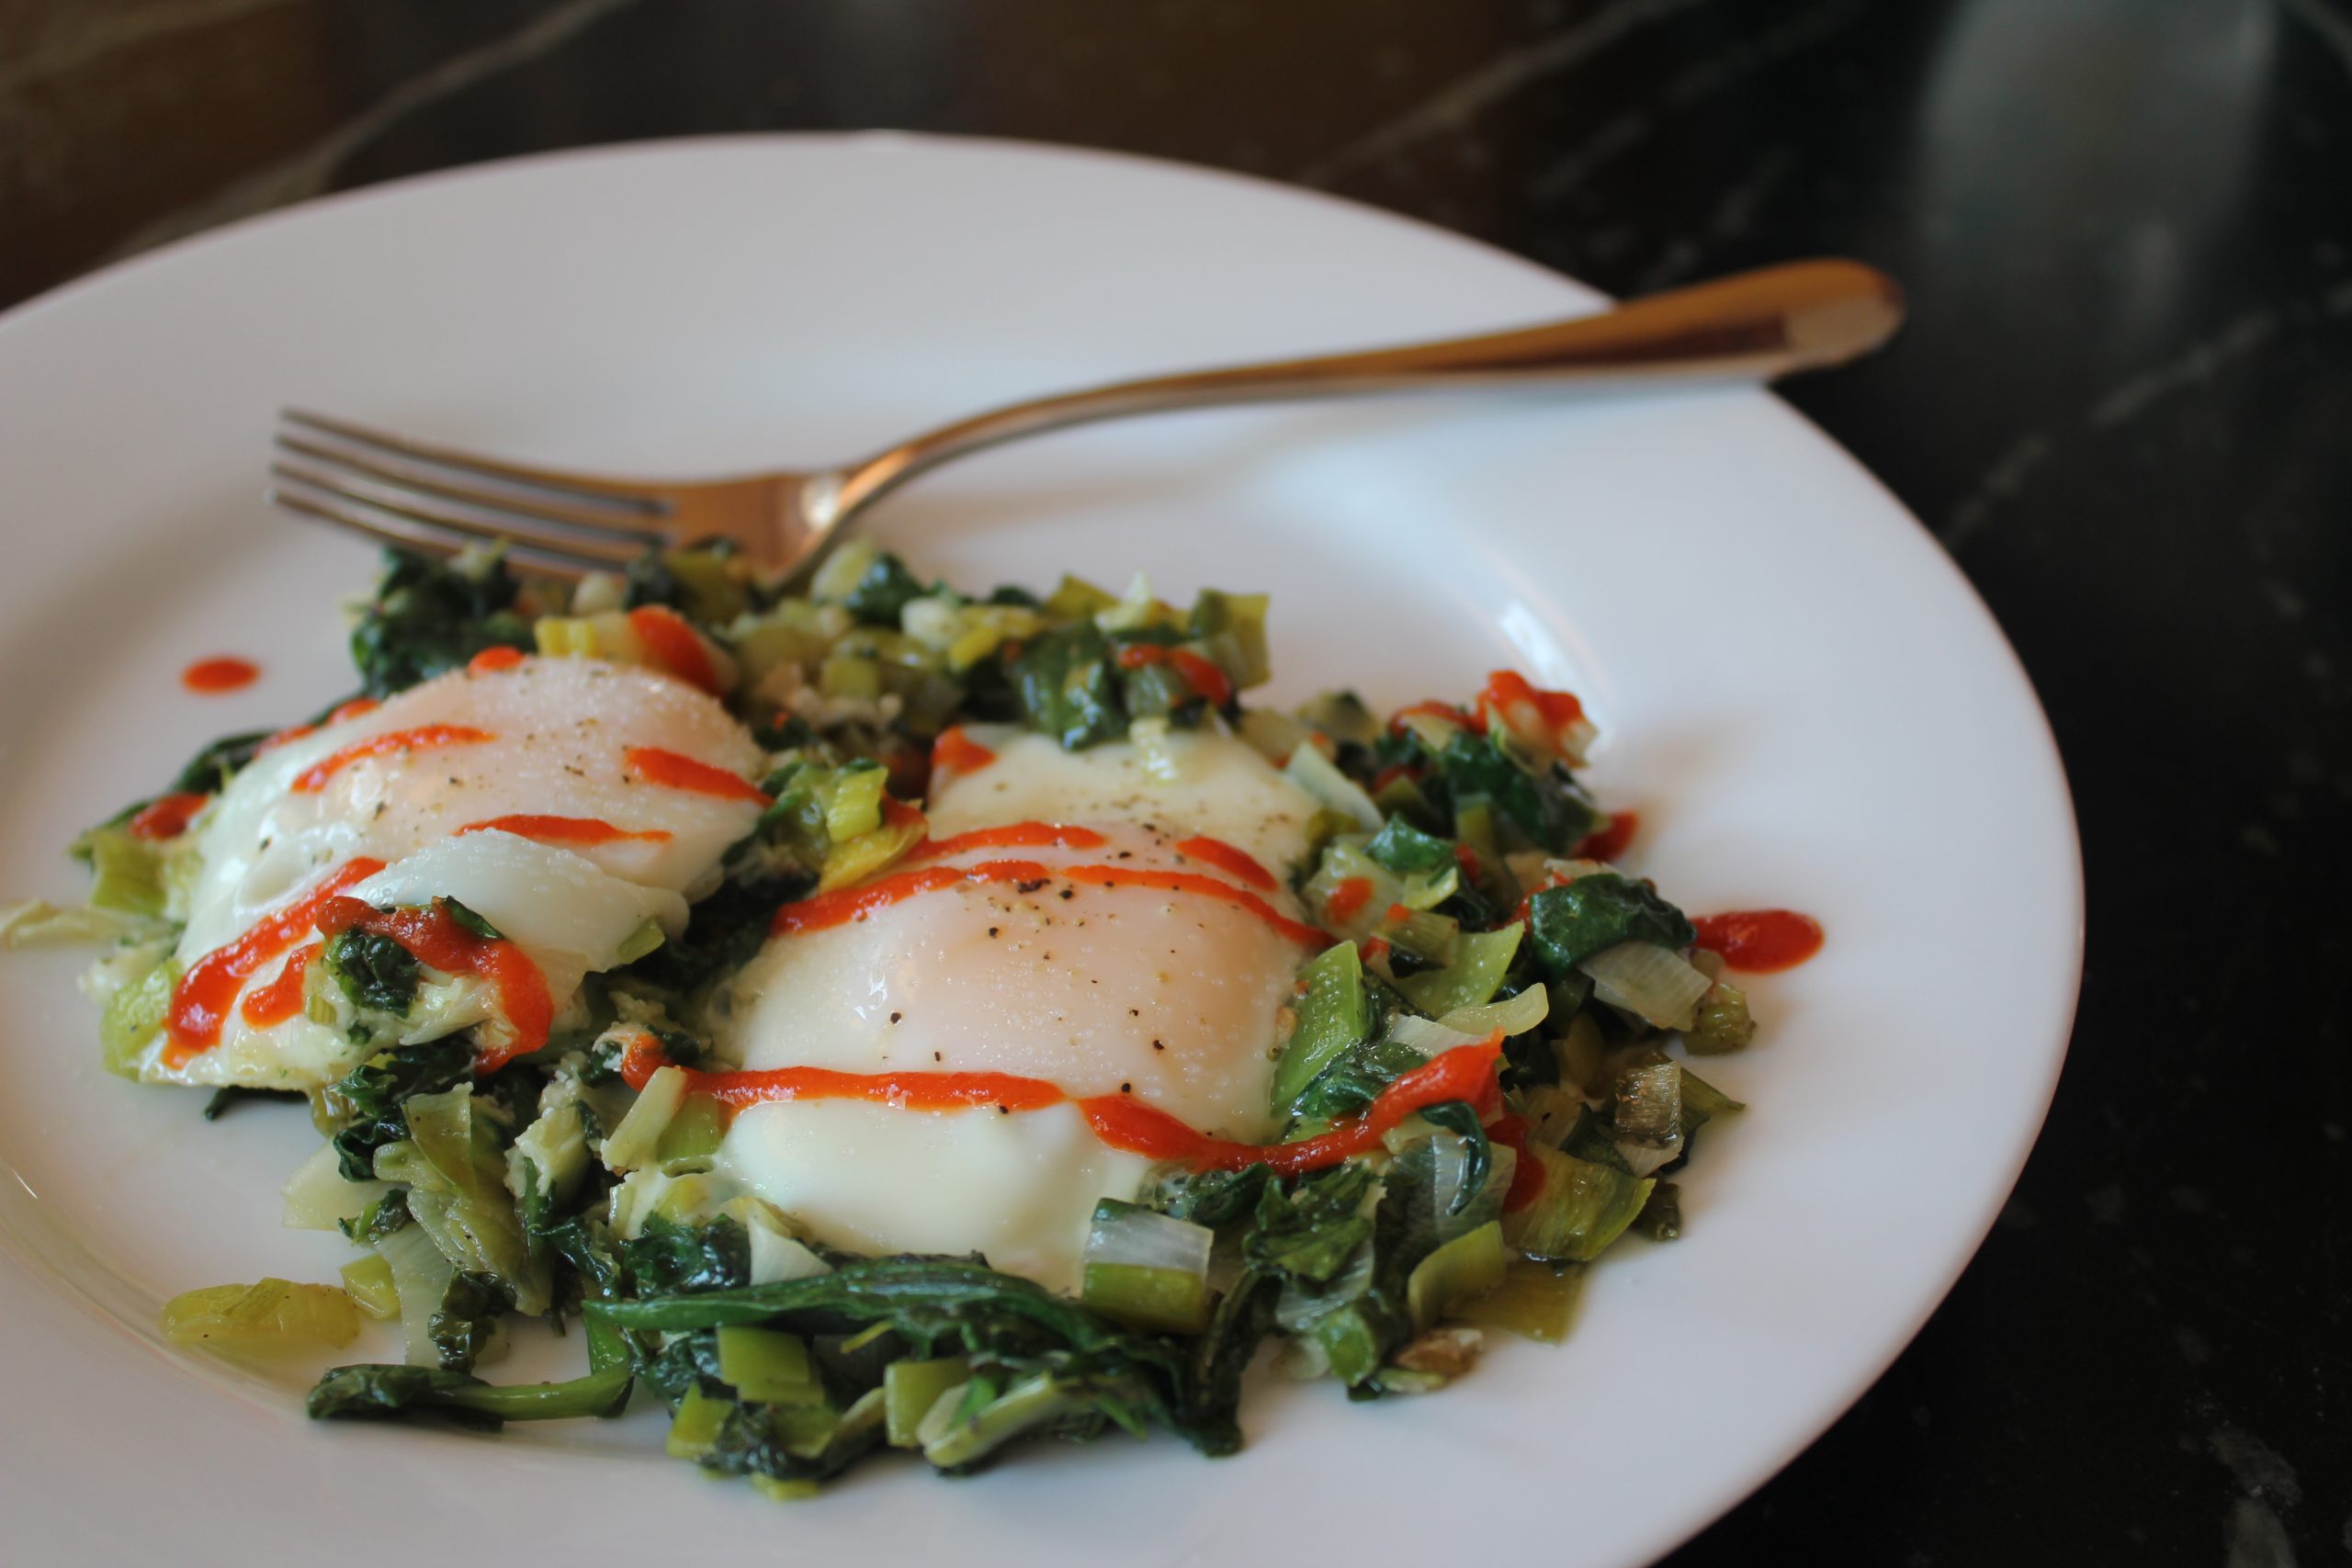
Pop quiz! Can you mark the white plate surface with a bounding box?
[0,135,2080,1568]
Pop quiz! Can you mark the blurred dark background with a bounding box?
[4,1,2346,1561]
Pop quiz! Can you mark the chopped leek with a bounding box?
[885,1358,970,1449]
[162,1279,360,1349]
[1269,941,1369,1110]
[98,956,178,1077]
[1396,922,1523,1015]
[1081,1200,1213,1332]
[78,827,169,919]
[654,1093,726,1169]
[1684,979,1757,1054]
[1453,1259,1587,1344]
[1405,1221,1507,1330]
[339,1255,401,1321]
[1433,983,1549,1042]
[666,1385,732,1460]
[1578,940,1711,1030]
[717,1325,823,1404]
[602,1066,686,1173]
[280,1144,390,1232]
[1503,1142,1654,1263]
[1284,742,1382,830]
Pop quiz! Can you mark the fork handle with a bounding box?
[817,258,1902,526]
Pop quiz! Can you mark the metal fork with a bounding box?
[269,257,1902,580]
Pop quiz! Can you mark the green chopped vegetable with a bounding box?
[1270,941,1370,1111]
[98,955,177,1077]
[309,1363,632,1428]
[163,1279,359,1349]
[340,1256,401,1321]
[1502,1142,1655,1263]
[1526,872,1697,976]
[327,929,417,1015]
[1396,922,1523,1015]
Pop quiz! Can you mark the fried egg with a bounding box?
[716,723,1323,1290]
[145,656,766,1089]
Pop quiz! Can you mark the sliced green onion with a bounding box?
[1577,940,1711,1030]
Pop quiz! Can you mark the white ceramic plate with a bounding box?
[0,136,2080,1568]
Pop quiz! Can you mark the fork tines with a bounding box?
[268,409,671,577]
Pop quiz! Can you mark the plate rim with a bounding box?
[0,130,2086,1565]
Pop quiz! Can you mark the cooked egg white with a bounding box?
[715,722,1323,1291]
[147,657,766,1089]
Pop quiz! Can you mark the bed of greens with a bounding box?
[14,542,1765,1500]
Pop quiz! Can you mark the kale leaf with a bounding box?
[323,1039,474,1181]
[619,1214,750,1296]
[349,549,532,697]
[1431,731,1602,852]
[1010,623,1126,750]
[327,928,420,1014]
[429,1271,516,1372]
[838,551,929,626]
[1525,872,1697,976]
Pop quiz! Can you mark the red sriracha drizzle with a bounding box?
[467,646,526,674]
[315,896,553,1073]
[1476,670,1584,730]
[1322,875,1375,925]
[1171,835,1277,892]
[1113,644,1234,706]
[239,942,321,1027]
[617,1032,1506,1179]
[770,854,1329,949]
[254,697,381,755]
[128,792,210,840]
[1574,810,1640,862]
[627,606,723,694]
[457,814,673,847]
[625,746,773,806]
[1386,672,1585,739]
[1690,909,1824,972]
[181,657,259,694]
[164,858,388,1067]
[290,725,494,794]
[931,726,997,776]
[907,823,1107,862]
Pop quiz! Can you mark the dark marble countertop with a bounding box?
[5,1,2346,1561]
